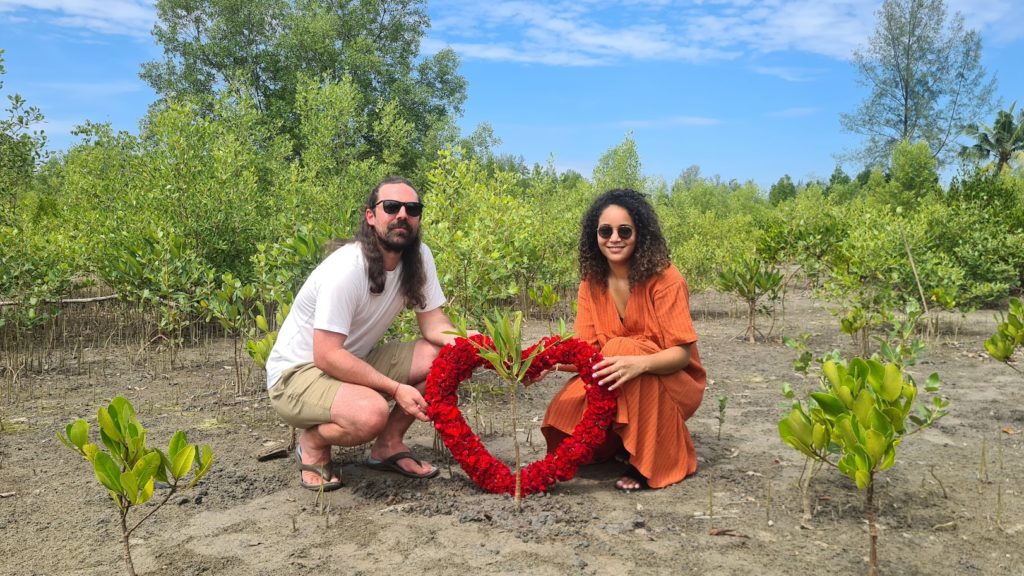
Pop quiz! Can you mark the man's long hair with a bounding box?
[355,176,427,309]
[578,188,671,288]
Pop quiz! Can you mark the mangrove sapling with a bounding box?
[716,254,782,343]
[716,395,728,441]
[58,396,213,576]
[450,311,569,511]
[527,283,560,326]
[200,272,261,395]
[778,358,948,576]
[873,303,927,368]
[984,297,1023,373]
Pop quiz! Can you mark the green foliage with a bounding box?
[716,253,782,342]
[0,49,48,225]
[99,227,212,350]
[873,303,928,368]
[527,283,560,320]
[425,148,580,322]
[245,224,335,367]
[592,133,643,193]
[872,140,940,210]
[961,102,1024,175]
[768,174,797,205]
[58,396,212,576]
[461,310,566,384]
[716,395,728,441]
[840,0,996,166]
[780,357,947,488]
[985,298,1024,369]
[0,225,83,330]
[142,0,466,173]
[779,352,947,573]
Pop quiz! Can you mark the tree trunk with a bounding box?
[120,509,137,576]
[867,480,878,576]
[747,300,757,343]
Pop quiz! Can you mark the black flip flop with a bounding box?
[296,446,343,492]
[366,451,440,479]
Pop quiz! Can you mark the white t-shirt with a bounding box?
[266,241,446,389]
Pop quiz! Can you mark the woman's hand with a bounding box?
[593,356,645,391]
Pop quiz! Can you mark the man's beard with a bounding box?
[377,221,419,253]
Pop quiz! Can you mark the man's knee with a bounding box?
[408,339,442,382]
[332,394,389,442]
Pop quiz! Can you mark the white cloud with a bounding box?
[0,0,154,37]
[751,65,824,82]
[766,107,819,118]
[428,0,1024,66]
[616,116,720,129]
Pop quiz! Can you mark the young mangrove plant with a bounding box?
[716,254,782,343]
[451,310,569,510]
[58,396,213,576]
[716,395,728,441]
[779,357,948,576]
[985,297,1023,373]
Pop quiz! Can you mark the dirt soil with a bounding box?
[1,289,1022,576]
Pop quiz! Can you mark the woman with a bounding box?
[541,188,706,490]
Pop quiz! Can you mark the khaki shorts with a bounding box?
[269,340,417,429]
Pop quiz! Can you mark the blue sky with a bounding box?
[1,1,1022,189]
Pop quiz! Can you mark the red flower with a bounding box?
[425,335,617,496]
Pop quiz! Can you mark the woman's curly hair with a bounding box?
[578,188,671,287]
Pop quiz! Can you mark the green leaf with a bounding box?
[781,382,795,399]
[855,470,872,490]
[880,363,903,402]
[863,429,887,467]
[171,445,197,480]
[812,423,829,450]
[881,407,905,434]
[97,407,123,444]
[134,451,163,488]
[92,452,123,494]
[837,385,854,409]
[852,389,874,423]
[168,430,187,459]
[822,361,841,389]
[188,445,215,488]
[810,392,847,417]
[836,415,859,449]
[924,373,941,393]
[862,359,884,393]
[120,470,140,504]
[879,445,897,471]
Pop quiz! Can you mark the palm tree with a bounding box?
[961,103,1024,175]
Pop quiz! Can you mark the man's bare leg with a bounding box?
[298,384,390,486]
[367,339,441,475]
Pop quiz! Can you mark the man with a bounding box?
[266,176,461,490]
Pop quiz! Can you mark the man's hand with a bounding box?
[393,384,431,421]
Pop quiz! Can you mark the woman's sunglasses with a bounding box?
[597,224,634,240]
[374,200,424,217]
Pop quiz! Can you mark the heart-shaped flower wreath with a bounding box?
[425,334,618,496]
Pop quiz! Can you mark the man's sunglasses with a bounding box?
[374,200,424,217]
[597,224,634,240]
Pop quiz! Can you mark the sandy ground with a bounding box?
[1,289,1022,576]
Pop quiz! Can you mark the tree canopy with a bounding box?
[961,103,1024,175]
[140,0,467,171]
[1,49,47,224]
[840,0,996,168]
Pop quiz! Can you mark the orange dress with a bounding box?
[541,265,706,488]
